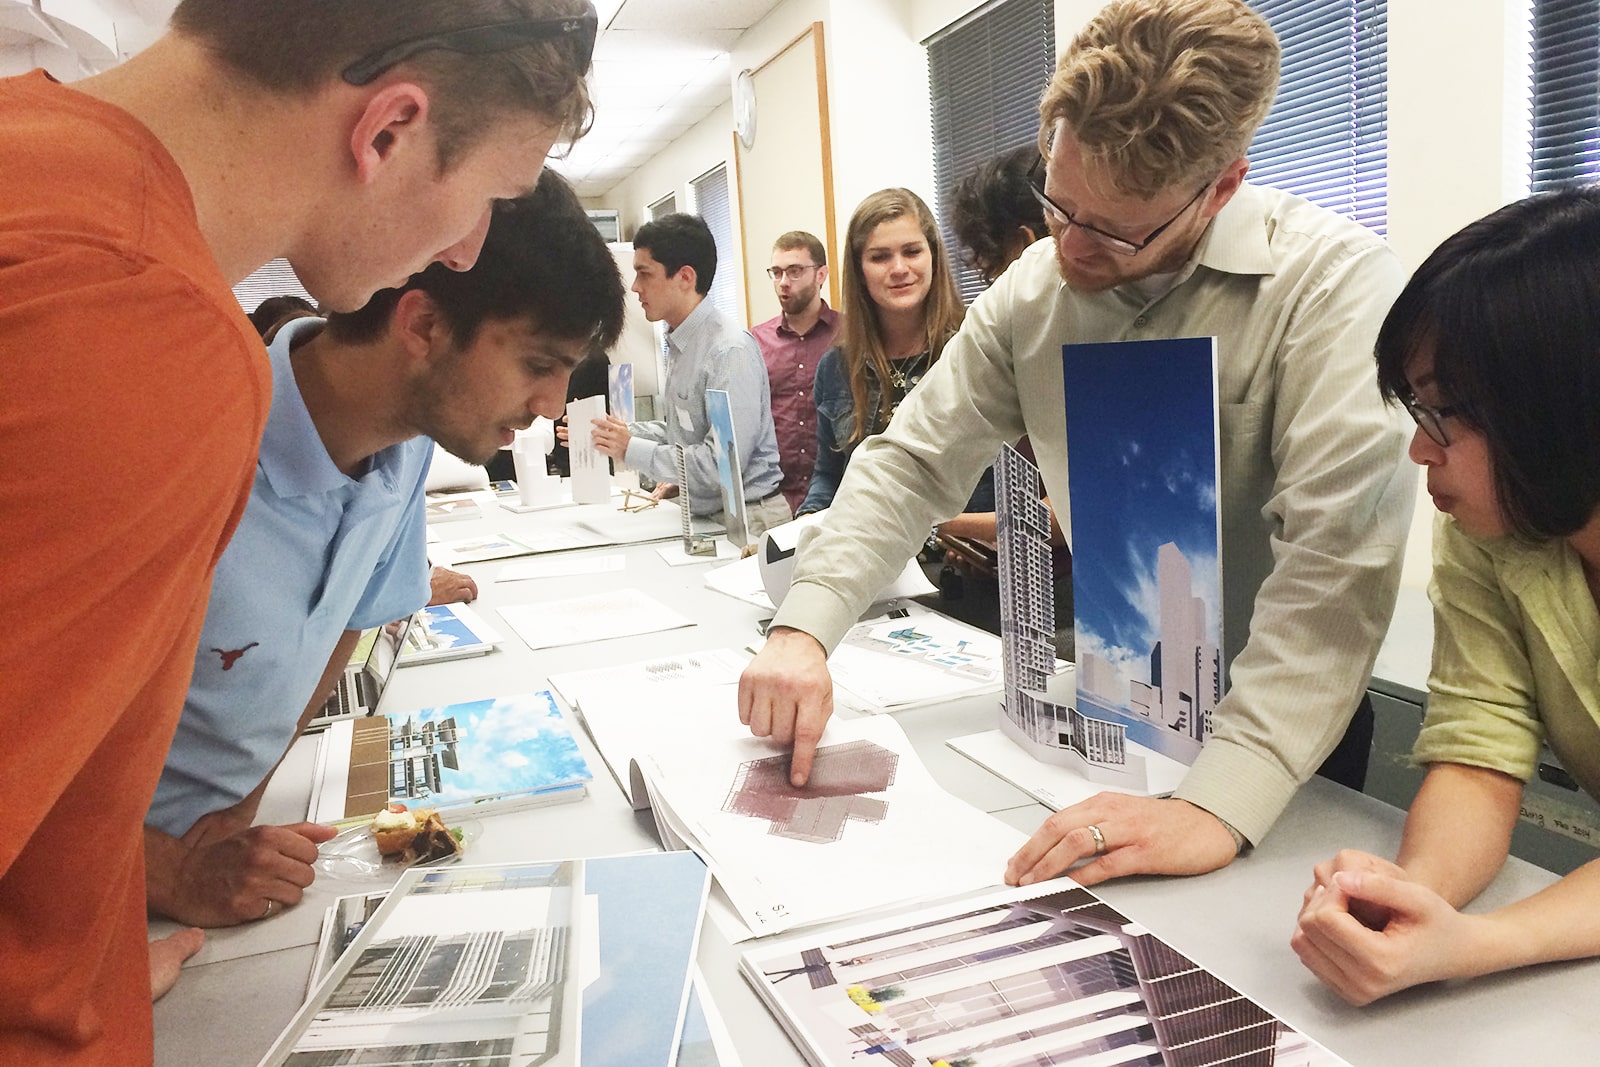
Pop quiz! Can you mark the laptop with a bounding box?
[307,614,415,731]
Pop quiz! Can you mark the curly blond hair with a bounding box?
[1039,0,1280,197]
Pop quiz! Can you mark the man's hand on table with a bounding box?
[153,817,338,928]
[739,626,833,786]
[148,927,205,1001]
[1005,794,1239,888]
[428,564,478,606]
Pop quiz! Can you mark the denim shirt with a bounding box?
[800,346,993,516]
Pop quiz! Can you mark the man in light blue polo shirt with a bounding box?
[144,174,626,928]
[586,212,790,542]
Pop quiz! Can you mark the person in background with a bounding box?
[0,0,597,1055]
[247,293,317,339]
[952,144,1048,286]
[797,188,976,517]
[739,0,1412,892]
[146,174,625,931]
[941,145,1072,652]
[1293,186,1600,1004]
[751,230,841,514]
[551,345,613,477]
[587,213,789,542]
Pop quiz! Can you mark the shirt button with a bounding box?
[1133,315,1149,328]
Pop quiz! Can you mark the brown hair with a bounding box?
[838,189,965,445]
[169,0,594,168]
[1039,0,1279,197]
[772,230,827,266]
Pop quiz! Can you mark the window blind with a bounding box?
[1528,0,1600,191]
[232,258,314,314]
[1248,0,1389,235]
[691,164,741,325]
[926,0,1055,303]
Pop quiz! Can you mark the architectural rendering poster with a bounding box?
[263,854,710,1067]
[742,880,1348,1067]
[704,388,748,544]
[608,361,635,423]
[1064,337,1223,766]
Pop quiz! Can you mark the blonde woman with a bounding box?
[798,188,967,514]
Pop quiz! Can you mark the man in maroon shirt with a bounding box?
[750,231,841,513]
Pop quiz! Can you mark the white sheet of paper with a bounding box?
[656,539,740,566]
[626,705,1025,938]
[827,609,1006,713]
[566,393,610,505]
[946,728,1189,810]
[702,553,773,609]
[498,588,695,652]
[550,648,750,805]
[495,554,626,582]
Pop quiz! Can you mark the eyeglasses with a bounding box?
[341,3,599,87]
[1400,393,1460,448]
[766,264,819,281]
[1026,156,1210,257]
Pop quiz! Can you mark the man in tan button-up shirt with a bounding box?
[738,0,1413,887]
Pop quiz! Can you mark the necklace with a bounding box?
[886,350,930,390]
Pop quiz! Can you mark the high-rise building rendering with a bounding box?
[995,444,1149,788]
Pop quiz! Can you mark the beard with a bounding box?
[779,284,819,315]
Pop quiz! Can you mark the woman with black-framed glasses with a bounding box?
[1294,185,1600,1005]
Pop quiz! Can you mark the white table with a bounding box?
[153,499,1600,1065]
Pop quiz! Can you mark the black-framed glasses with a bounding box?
[766,264,819,281]
[1026,156,1209,257]
[341,3,599,87]
[1400,393,1460,448]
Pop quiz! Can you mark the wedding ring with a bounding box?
[1086,824,1107,855]
[260,899,277,920]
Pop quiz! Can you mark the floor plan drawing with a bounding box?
[723,740,899,843]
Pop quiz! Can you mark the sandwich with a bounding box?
[370,803,462,864]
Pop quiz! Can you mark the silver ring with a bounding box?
[1086,824,1107,855]
[260,899,277,920]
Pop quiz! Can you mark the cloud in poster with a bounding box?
[400,694,589,805]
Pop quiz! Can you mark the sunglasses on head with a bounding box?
[341,3,598,87]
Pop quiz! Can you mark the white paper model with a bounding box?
[566,392,611,505]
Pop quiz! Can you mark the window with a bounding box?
[1528,0,1600,191]
[1248,0,1388,234]
[690,164,740,324]
[648,193,677,221]
[232,258,314,314]
[926,0,1056,302]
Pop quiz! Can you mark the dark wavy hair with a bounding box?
[1374,184,1600,540]
[951,145,1046,284]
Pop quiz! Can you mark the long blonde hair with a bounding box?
[838,188,965,445]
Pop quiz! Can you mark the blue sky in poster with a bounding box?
[1063,338,1221,691]
[394,692,591,808]
[582,852,708,1067]
[705,388,744,529]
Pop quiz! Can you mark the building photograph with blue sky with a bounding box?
[1063,338,1224,762]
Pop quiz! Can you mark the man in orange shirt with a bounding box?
[0,3,597,1063]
